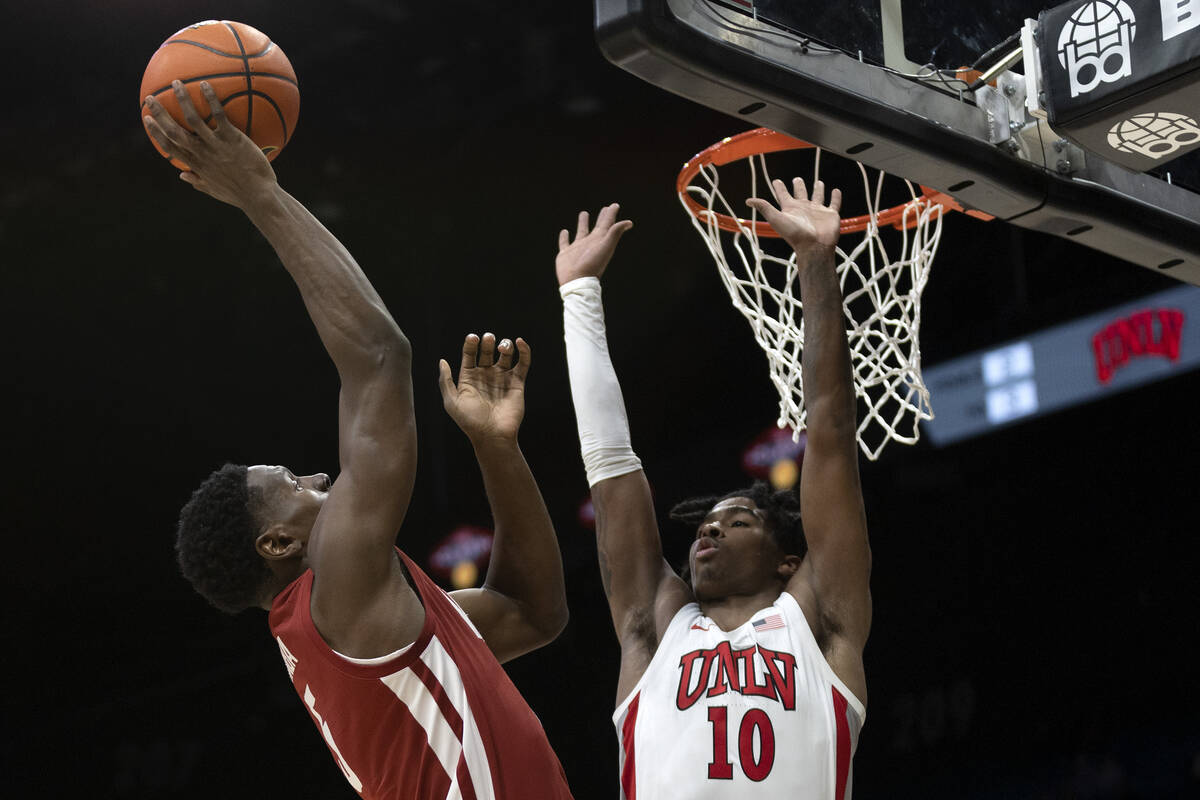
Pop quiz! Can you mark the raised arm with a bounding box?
[439,334,568,663]
[747,180,872,702]
[145,82,421,651]
[557,206,692,703]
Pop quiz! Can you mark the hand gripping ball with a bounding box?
[139,20,300,169]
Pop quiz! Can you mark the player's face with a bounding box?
[688,497,782,600]
[246,464,331,539]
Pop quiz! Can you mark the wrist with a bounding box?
[238,179,285,216]
[471,435,522,459]
[559,274,601,292]
[789,240,837,263]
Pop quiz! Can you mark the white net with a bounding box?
[679,146,942,461]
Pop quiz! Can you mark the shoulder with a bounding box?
[310,549,427,657]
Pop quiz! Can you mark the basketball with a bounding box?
[139,20,299,169]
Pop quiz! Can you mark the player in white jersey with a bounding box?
[555,179,870,799]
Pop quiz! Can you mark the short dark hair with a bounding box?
[670,480,806,579]
[175,463,270,614]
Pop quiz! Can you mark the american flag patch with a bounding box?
[752,613,785,631]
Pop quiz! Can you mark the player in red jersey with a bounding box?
[555,185,870,798]
[146,81,574,800]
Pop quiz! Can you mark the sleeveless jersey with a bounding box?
[613,592,865,799]
[269,550,574,800]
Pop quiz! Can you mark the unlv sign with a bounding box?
[1040,0,1200,171]
[1091,307,1185,383]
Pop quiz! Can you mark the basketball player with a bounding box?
[144,81,574,800]
[556,183,869,798]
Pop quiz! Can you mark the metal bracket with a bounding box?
[976,70,1028,150]
[977,68,1086,174]
[1021,17,1048,120]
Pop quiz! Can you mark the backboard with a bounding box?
[595,0,1200,284]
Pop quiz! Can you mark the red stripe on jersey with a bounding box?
[620,692,641,800]
[456,754,479,800]
[410,657,465,742]
[832,686,850,800]
[410,657,478,799]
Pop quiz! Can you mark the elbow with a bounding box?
[551,602,570,639]
[805,406,858,452]
[806,393,856,429]
[371,325,411,371]
[543,600,571,644]
[529,600,570,649]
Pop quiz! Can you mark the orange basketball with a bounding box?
[139,20,300,169]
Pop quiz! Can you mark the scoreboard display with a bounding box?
[921,285,1200,445]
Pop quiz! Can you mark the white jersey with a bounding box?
[613,592,865,799]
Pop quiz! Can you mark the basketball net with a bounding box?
[678,128,956,461]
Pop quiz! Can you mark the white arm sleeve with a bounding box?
[560,276,643,487]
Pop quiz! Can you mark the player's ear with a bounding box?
[256,525,303,560]
[777,554,802,581]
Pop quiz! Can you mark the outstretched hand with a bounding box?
[142,80,277,208]
[439,333,530,445]
[746,178,842,254]
[555,203,634,286]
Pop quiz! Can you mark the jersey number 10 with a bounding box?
[707,706,775,781]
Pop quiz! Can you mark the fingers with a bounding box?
[563,204,627,249]
[745,197,776,217]
[172,80,212,140]
[198,81,231,133]
[142,112,177,155]
[437,359,455,401]
[478,332,497,367]
[512,338,532,382]
[460,333,480,373]
[762,177,840,209]
[594,202,620,233]
[771,178,792,206]
[143,97,190,158]
[496,338,514,370]
[809,179,825,206]
[608,218,634,242]
[456,333,527,372]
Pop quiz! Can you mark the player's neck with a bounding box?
[698,586,782,632]
[259,557,310,610]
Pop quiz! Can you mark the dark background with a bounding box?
[4,1,1198,797]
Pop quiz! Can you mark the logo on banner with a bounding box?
[1091,308,1184,384]
[1057,1,1138,97]
[1108,112,1200,158]
[1162,0,1200,40]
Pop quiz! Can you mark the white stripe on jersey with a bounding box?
[420,634,497,800]
[379,655,464,797]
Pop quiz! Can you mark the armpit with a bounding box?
[622,604,658,653]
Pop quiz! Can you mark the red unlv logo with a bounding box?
[1091,308,1184,384]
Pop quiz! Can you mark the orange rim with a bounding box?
[677,128,990,237]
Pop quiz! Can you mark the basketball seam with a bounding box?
[162,39,274,60]
[201,90,291,144]
[223,22,254,138]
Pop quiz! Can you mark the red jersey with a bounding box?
[269,550,574,800]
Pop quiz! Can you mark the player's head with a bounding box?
[671,480,806,601]
[176,463,330,613]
